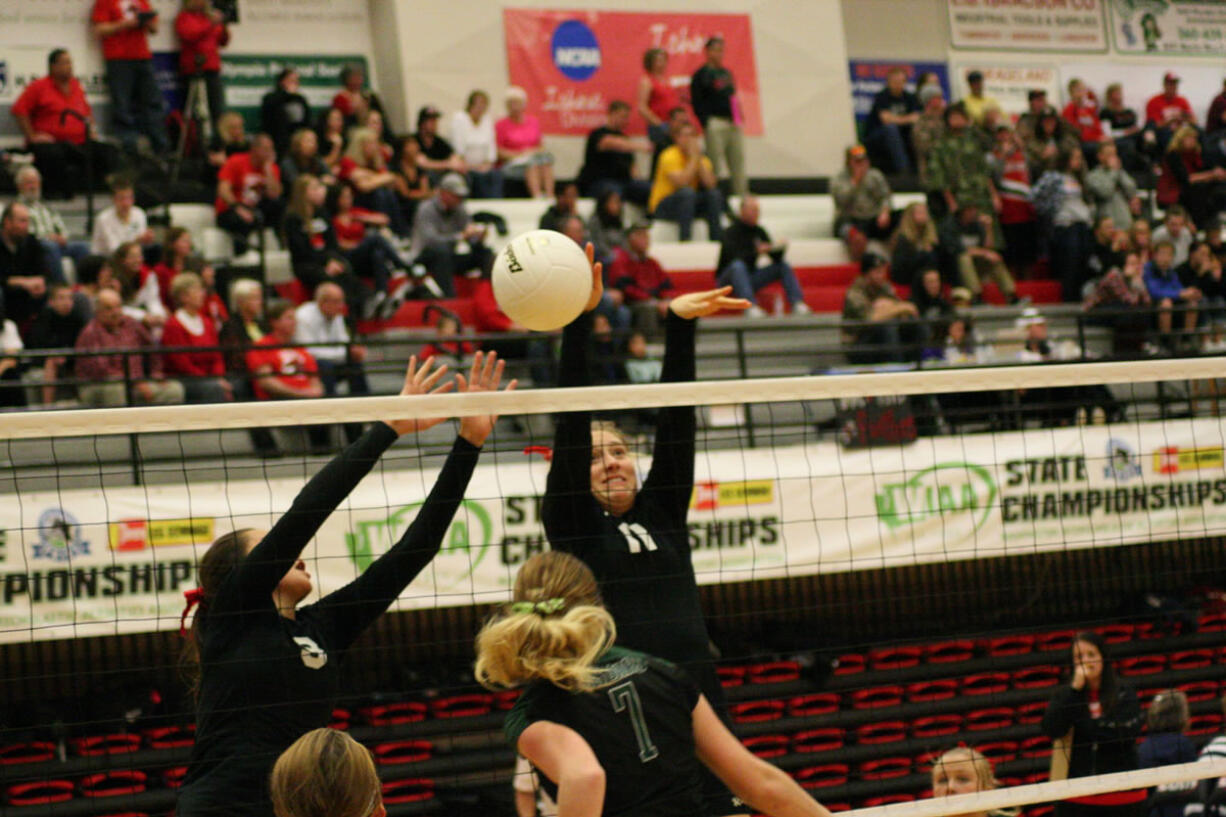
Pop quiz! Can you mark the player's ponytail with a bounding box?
[475,551,615,693]
[179,528,257,697]
[271,728,382,817]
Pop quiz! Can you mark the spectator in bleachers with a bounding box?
[175,0,229,133]
[959,69,998,126]
[280,128,335,191]
[832,144,893,261]
[1152,204,1195,265]
[91,0,167,155]
[1087,215,1128,283]
[842,252,919,365]
[911,84,946,187]
[358,108,394,156]
[910,268,954,323]
[863,65,920,176]
[577,101,653,206]
[929,103,999,222]
[1040,632,1145,815]
[991,123,1039,273]
[151,226,199,312]
[215,133,285,257]
[606,220,673,334]
[418,308,473,367]
[73,254,118,308]
[282,175,367,315]
[0,203,50,327]
[205,110,250,186]
[1178,241,1221,320]
[0,315,25,408]
[295,282,369,444]
[625,330,662,386]
[317,107,347,169]
[407,172,490,298]
[558,214,588,250]
[414,105,464,181]
[496,86,555,199]
[1129,217,1154,264]
[449,90,503,199]
[890,201,940,287]
[246,300,330,452]
[28,284,89,405]
[1016,89,1050,143]
[15,166,90,283]
[261,68,311,158]
[1145,239,1201,349]
[1145,72,1195,151]
[647,120,724,242]
[587,189,627,267]
[1062,78,1105,164]
[92,177,154,256]
[11,49,111,201]
[331,63,386,129]
[651,106,690,178]
[328,182,400,306]
[1208,78,1226,134]
[938,203,1018,304]
[339,127,410,237]
[112,240,165,328]
[690,36,748,196]
[392,136,432,226]
[1190,695,1226,817]
[716,196,808,317]
[218,277,278,455]
[162,271,230,404]
[1086,141,1141,231]
[538,182,580,233]
[1034,147,1094,301]
[929,746,1000,817]
[1191,250,1226,334]
[638,48,682,150]
[1084,249,1151,357]
[1157,126,1226,230]
[1025,107,1079,176]
[75,289,184,407]
[1138,691,1201,817]
[1099,82,1149,172]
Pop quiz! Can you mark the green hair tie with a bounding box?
[510,598,567,616]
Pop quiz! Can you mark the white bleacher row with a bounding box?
[168,193,927,286]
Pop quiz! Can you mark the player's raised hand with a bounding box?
[387,355,455,436]
[456,351,517,447]
[583,241,604,312]
[669,286,752,320]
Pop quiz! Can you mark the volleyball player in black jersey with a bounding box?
[476,551,831,817]
[541,250,749,814]
[177,353,513,817]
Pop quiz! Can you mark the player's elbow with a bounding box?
[559,761,605,799]
[737,759,805,815]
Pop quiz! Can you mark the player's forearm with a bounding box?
[741,760,832,817]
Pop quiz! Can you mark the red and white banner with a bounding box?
[502,8,763,136]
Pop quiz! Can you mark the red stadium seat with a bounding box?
[834,653,867,675]
[1199,611,1226,631]
[868,646,922,670]
[1016,701,1047,724]
[851,685,904,709]
[162,767,188,789]
[329,708,351,730]
[144,724,195,749]
[985,634,1034,657]
[906,679,958,702]
[1035,631,1075,652]
[856,721,907,745]
[965,707,1015,731]
[792,728,844,753]
[1119,655,1167,676]
[859,757,912,780]
[914,750,942,772]
[1025,772,1050,784]
[0,741,55,765]
[360,702,427,726]
[788,693,840,717]
[824,804,852,813]
[1181,681,1220,703]
[273,279,310,305]
[1012,665,1062,689]
[71,734,142,756]
[80,771,147,798]
[493,690,520,710]
[863,794,915,807]
[1096,623,1134,644]
[6,780,75,806]
[925,640,975,663]
[961,673,1010,695]
[1135,622,1161,639]
[1170,650,1214,670]
[717,666,747,687]
[975,741,1019,763]
[744,735,789,759]
[1027,806,1055,817]
[730,700,785,723]
[372,740,433,765]
[381,779,434,804]
[1021,735,1053,758]
[747,661,802,685]
[912,714,963,738]
[431,693,493,719]
[795,764,849,790]
[1189,713,1224,736]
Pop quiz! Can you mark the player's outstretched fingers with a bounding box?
[584,242,604,312]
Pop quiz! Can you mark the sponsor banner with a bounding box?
[220,55,368,131]
[848,60,950,124]
[4,417,1226,643]
[502,8,762,136]
[948,0,1109,52]
[1111,0,1226,56]
[951,62,1062,116]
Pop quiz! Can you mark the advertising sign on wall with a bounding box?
[502,8,763,136]
[220,55,368,130]
[948,0,1109,52]
[951,62,1063,116]
[1111,0,1226,56]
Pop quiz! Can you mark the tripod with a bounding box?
[59,109,96,234]
[169,72,213,190]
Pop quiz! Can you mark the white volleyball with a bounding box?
[491,229,591,331]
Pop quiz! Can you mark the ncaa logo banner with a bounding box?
[503,8,763,136]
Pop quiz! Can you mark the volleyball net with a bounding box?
[1,355,1226,815]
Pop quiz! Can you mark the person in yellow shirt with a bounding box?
[648,121,724,241]
[960,70,999,126]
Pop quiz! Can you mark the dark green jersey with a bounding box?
[504,647,705,817]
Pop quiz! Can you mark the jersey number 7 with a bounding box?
[608,680,659,762]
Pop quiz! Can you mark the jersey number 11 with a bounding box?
[608,680,660,762]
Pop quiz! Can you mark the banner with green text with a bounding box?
[220,54,368,131]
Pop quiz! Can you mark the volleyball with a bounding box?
[491,229,592,331]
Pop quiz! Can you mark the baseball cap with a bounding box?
[1164,71,1181,83]
[1027,89,1047,101]
[1015,307,1046,328]
[950,287,973,304]
[439,172,469,197]
[860,252,887,274]
[846,144,868,161]
[967,70,984,83]
[417,105,442,126]
[627,219,652,234]
[919,85,944,105]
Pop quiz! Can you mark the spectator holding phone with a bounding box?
[91,0,168,155]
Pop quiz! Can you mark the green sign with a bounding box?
[875,462,997,532]
[345,499,495,585]
[220,54,370,131]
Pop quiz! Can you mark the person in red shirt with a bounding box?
[11,49,112,199]
[327,182,400,296]
[606,221,675,336]
[331,63,387,129]
[215,134,285,256]
[1061,78,1105,164]
[91,0,168,154]
[245,300,330,451]
[175,0,230,133]
[162,271,232,403]
[1145,72,1195,151]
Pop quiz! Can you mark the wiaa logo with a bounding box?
[33,507,90,562]
[551,20,601,81]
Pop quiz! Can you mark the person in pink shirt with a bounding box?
[637,48,684,149]
[1145,72,1195,150]
[1061,78,1105,164]
[495,86,555,198]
